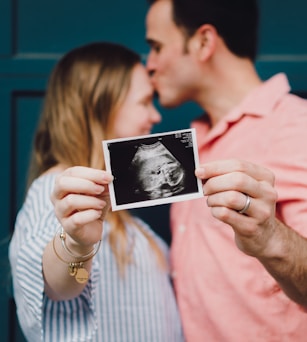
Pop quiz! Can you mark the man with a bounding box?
[145,0,307,340]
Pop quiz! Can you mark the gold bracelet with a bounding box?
[59,227,101,260]
[52,232,101,284]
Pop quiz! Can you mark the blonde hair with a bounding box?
[28,42,165,274]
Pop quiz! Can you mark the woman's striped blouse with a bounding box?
[9,173,183,341]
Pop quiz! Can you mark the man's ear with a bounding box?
[193,24,218,61]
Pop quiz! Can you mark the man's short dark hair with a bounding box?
[148,0,259,61]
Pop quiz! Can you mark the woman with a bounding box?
[9,42,183,341]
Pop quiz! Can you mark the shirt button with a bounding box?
[178,224,186,233]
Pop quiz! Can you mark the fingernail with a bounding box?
[104,173,114,182]
[95,185,105,194]
[195,167,205,177]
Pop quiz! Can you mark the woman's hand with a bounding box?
[51,166,113,252]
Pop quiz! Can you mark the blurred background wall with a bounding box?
[1,0,307,340]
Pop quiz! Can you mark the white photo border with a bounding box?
[102,128,203,211]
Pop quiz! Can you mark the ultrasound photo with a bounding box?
[102,128,203,211]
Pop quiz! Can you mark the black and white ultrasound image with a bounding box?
[106,131,199,206]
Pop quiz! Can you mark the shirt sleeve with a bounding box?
[268,96,307,235]
[9,175,101,341]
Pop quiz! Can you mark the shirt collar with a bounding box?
[227,72,291,120]
[192,73,291,146]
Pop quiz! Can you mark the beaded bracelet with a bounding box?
[52,230,101,284]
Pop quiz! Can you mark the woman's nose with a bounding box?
[151,106,162,123]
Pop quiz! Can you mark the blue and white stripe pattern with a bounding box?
[9,173,184,342]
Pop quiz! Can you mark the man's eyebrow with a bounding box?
[146,38,157,46]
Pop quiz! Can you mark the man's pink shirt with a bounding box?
[171,73,307,341]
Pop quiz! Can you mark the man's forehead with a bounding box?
[146,1,184,43]
[146,0,173,28]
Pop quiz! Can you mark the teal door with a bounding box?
[1,0,307,340]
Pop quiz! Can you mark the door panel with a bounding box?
[0,77,45,341]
